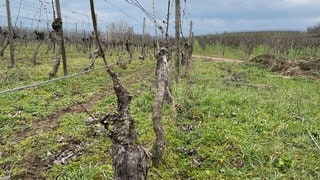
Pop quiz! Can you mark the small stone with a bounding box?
[191,159,201,168]
[85,117,96,124]
[46,150,55,157]
[57,136,64,143]
[53,160,61,165]
[0,176,11,180]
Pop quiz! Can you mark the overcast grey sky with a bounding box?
[1,0,320,35]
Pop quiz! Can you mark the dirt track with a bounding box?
[193,55,243,63]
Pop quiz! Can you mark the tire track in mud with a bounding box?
[8,64,155,142]
[5,55,236,143]
[5,55,234,179]
[3,63,156,179]
[193,55,242,63]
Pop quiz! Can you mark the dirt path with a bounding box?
[4,55,239,179]
[8,64,155,142]
[3,63,156,179]
[193,55,243,63]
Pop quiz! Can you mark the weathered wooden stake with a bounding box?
[6,0,15,67]
[174,0,181,83]
[49,0,67,79]
[151,47,170,167]
[89,0,150,179]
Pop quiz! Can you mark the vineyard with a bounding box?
[1,0,320,179]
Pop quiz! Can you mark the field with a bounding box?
[1,34,320,179]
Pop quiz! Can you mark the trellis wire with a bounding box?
[0,59,131,96]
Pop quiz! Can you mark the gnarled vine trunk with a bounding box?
[48,18,62,79]
[0,36,9,57]
[151,47,170,167]
[89,0,150,179]
[100,71,150,179]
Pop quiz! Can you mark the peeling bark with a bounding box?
[49,18,62,79]
[111,144,149,180]
[100,70,150,179]
[89,0,150,179]
[49,1,68,79]
[151,47,170,167]
[32,31,44,65]
[0,36,9,57]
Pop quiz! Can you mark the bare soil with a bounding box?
[194,54,320,79]
[192,55,242,63]
[249,54,320,77]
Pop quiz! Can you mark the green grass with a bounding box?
[156,61,320,179]
[194,41,246,60]
[1,43,320,179]
[194,39,320,61]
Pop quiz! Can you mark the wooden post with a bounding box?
[183,20,193,76]
[75,23,78,51]
[19,20,23,48]
[165,0,171,45]
[153,0,159,51]
[164,0,173,104]
[141,17,146,59]
[55,0,68,76]
[174,0,181,83]
[151,47,170,167]
[49,0,68,79]
[56,0,68,76]
[6,0,15,67]
[51,0,56,19]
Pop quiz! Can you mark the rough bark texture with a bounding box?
[125,40,133,63]
[84,48,101,71]
[163,0,173,105]
[32,41,42,65]
[55,0,68,76]
[32,31,45,65]
[0,36,9,57]
[6,0,15,67]
[89,0,150,179]
[49,17,62,79]
[151,47,170,167]
[49,0,68,79]
[111,144,149,180]
[100,71,150,180]
[46,31,56,54]
[174,0,181,83]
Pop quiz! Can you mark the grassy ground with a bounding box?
[163,60,320,179]
[194,40,320,61]
[1,43,320,179]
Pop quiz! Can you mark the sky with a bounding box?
[1,0,320,35]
